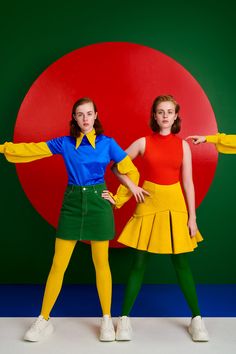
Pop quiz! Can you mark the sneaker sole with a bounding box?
[116,332,132,341]
[188,327,209,342]
[99,336,116,342]
[24,324,54,342]
[116,336,131,341]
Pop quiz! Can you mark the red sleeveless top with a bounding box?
[142,133,183,185]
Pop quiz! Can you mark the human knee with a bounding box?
[92,253,109,271]
[91,241,109,270]
[132,251,148,272]
[50,256,68,275]
[171,254,189,271]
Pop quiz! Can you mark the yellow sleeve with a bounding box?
[0,142,53,163]
[112,155,140,209]
[206,133,236,154]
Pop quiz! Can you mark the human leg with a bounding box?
[40,238,77,319]
[122,250,149,316]
[91,240,115,341]
[116,250,149,341]
[24,238,77,341]
[91,240,112,315]
[171,253,200,317]
[171,253,209,341]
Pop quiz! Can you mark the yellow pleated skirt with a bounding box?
[118,180,203,254]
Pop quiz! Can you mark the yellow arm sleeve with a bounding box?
[206,133,236,154]
[112,155,140,209]
[0,142,53,163]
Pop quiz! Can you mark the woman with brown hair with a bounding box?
[109,95,209,342]
[0,97,139,342]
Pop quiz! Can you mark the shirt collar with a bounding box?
[75,129,96,149]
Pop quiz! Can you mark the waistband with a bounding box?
[66,183,107,193]
[142,180,181,191]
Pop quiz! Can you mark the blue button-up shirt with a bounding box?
[47,133,126,186]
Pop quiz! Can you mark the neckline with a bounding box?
[155,133,173,139]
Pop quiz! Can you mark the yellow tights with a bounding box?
[40,238,112,320]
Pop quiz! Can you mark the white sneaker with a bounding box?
[24,315,54,342]
[99,315,115,342]
[188,316,209,342]
[116,316,132,341]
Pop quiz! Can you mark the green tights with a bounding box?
[122,250,200,317]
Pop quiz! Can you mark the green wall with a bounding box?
[0,0,235,284]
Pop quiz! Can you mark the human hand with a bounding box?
[188,217,198,237]
[129,185,150,203]
[101,190,116,205]
[186,135,206,144]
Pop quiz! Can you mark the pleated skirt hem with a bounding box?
[117,180,203,255]
[118,210,203,254]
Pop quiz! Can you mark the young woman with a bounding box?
[0,97,138,342]
[187,133,236,153]
[108,95,209,342]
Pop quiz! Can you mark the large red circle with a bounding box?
[14,42,218,247]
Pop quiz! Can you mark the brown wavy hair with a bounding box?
[149,95,181,134]
[70,97,104,137]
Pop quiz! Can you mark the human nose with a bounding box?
[163,111,168,117]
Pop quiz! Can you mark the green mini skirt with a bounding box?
[56,183,115,241]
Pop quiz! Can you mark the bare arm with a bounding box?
[187,133,236,154]
[111,137,149,203]
[125,137,146,159]
[186,135,206,144]
[181,140,198,236]
[111,137,145,182]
